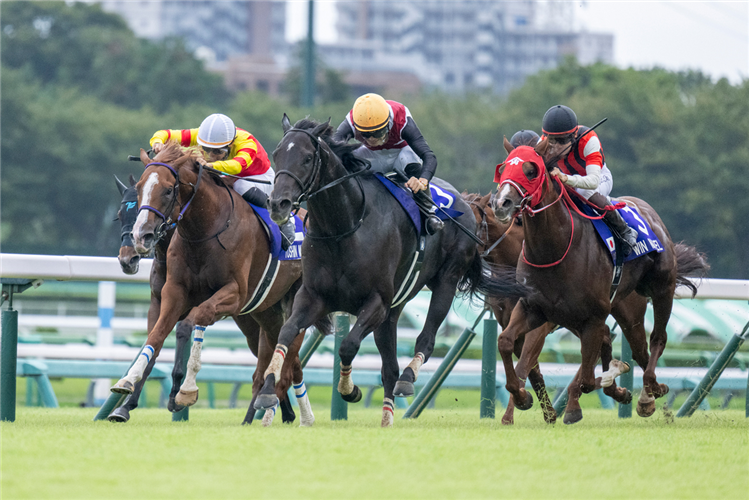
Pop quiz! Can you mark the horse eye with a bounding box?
[165,187,173,195]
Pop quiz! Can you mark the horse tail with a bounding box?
[674,242,710,298]
[457,249,528,303]
[313,314,334,336]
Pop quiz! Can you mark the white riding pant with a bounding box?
[353,145,422,178]
[576,164,612,200]
[232,167,275,197]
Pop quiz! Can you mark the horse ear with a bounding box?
[114,175,127,195]
[129,174,136,186]
[535,137,549,157]
[139,148,150,166]
[311,118,330,138]
[503,136,514,155]
[282,113,291,132]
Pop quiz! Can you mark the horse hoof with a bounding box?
[515,391,534,411]
[174,389,198,407]
[501,415,514,425]
[168,397,186,413]
[110,380,134,395]
[636,400,656,418]
[654,383,670,398]
[620,389,633,406]
[563,409,583,425]
[107,407,130,423]
[254,393,279,411]
[341,385,362,403]
[393,381,414,398]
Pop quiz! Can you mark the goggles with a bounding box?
[202,145,230,156]
[361,126,389,140]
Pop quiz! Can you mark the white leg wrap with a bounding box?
[338,364,354,396]
[123,345,154,385]
[180,327,204,393]
[264,345,287,380]
[601,359,630,388]
[294,380,315,427]
[638,388,655,404]
[406,352,425,382]
[381,397,394,428]
[262,403,277,427]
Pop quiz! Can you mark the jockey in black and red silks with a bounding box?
[540,105,638,252]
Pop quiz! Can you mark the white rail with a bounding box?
[1,253,746,300]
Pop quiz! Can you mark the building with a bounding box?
[93,1,285,63]
[324,0,614,95]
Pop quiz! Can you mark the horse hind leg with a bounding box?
[598,326,632,406]
[516,324,557,424]
[276,332,305,425]
[637,291,673,417]
[372,311,400,428]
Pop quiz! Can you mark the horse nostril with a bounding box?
[502,199,513,210]
[130,254,140,266]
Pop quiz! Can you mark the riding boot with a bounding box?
[280,219,296,251]
[414,187,444,235]
[241,187,269,208]
[588,193,638,255]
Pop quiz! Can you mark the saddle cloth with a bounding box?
[580,200,664,263]
[374,173,463,235]
[250,205,304,261]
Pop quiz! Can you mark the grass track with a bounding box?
[3,406,747,499]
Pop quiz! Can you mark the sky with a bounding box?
[285,0,748,84]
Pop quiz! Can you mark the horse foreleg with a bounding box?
[338,295,389,408]
[498,303,537,412]
[519,323,557,424]
[176,284,242,407]
[255,287,326,411]
[112,283,187,395]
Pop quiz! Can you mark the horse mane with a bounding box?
[153,142,226,186]
[292,118,370,173]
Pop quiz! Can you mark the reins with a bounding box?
[278,127,370,241]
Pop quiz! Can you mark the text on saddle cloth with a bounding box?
[374,173,464,236]
[249,204,305,261]
[580,201,664,262]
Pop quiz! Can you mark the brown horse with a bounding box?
[492,139,708,424]
[111,143,329,426]
[463,192,556,425]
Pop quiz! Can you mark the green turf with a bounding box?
[2,405,747,500]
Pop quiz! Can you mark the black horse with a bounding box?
[254,116,523,426]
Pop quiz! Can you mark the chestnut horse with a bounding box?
[493,139,708,424]
[463,192,556,425]
[111,143,330,426]
[112,175,303,424]
[254,117,524,427]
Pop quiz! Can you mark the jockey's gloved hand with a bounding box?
[406,177,429,192]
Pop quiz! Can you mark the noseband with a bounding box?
[138,161,204,240]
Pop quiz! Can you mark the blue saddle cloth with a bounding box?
[249,205,304,261]
[374,173,463,235]
[580,200,664,263]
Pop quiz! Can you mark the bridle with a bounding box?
[275,127,370,241]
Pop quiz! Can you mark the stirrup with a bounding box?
[280,220,296,251]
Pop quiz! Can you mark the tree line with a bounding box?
[2,1,746,278]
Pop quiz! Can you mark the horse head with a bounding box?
[492,138,551,223]
[270,115,333,225]
[115,174,142,274]
[131,143,197,254]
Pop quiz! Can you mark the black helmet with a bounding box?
[510,130,540,148]
[542,105,578,136]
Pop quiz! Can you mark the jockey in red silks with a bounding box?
[332,93,444,235]
[150,113,295,250]
[540,105,638,252]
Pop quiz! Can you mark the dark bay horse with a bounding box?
[254,117,524,427]
[111,143,330,426]
[493,139,708,423]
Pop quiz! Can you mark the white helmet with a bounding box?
[197,113,236,148]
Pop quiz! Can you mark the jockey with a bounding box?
[333,93,444,235]
[509,129,540,149]
[150,113,296,250]
[541,105,638,252]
